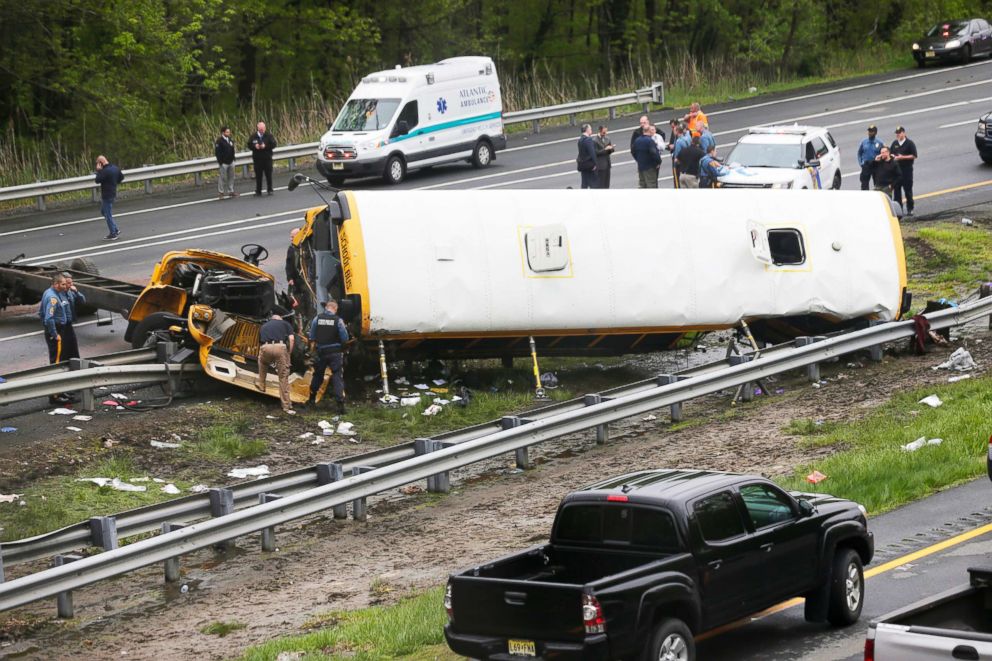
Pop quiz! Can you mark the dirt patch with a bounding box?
[1,321,989,659]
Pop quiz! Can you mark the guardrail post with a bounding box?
[91,188,100,203]
[532,119,540,134]
[88,516,118,550]
[582,395,608,444]
[727,354,754,402]
[867,321,885,362]
[259,493,283,551]
[794,336,824,383]
[316,463,348,519]
[657,375,683,422]
[415,439,450,492]
[143,166,154,194]
[351,467,375,521]
[70,358,96,411]
[194,172,203,186]
[608,107,617,120]
[209,488,235,549]
[288,157,296,170]
[569,113,576,127]
[53,554,83,618]
[501,416,529,469]
[242,164,250,178]
[0,545,5,583]
[161,522,188,582]
[36,194,47,212]
[981,283,992,329]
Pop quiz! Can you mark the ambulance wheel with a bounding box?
[472,140,494,168]
[69,257,100,316]
[831,171,842,190]
[383,155,406,185]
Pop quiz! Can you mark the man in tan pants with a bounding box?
[256,313,296,415]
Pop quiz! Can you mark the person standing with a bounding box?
[286,227,302,303]
[857,125,884,191]
[39,274,79,404]
[94,155,124,240]
[677,136,705,189]
[593,125,614,189]
[683,102,708,133]
[698,144,730,188]
[632,124,661,188]
[61,272,86,323]
[214,126,238,199]
[256,313,296,415]
[248,121,277,196]
[890,126,918,216]
[870,146,902,197]
[698,124,716,154]
[576,124,598,189]
[668,123,683,188]
[307,300,350,413]
[629,115,650,153]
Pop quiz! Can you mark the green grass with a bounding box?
[904,223,992,302]
[240,587,449,661]
[776,376,991,514]
[194,417,269,460]
[782,418,840,436]
[200,620,247,637]
[0,456,189,542]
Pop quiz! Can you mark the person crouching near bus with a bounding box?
[307,300,349,413]
[256,313,296,415]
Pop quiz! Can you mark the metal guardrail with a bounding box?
[0,348,156,383]
[0,297,988,613]
[0,83,664,210]
[0,362,201,407]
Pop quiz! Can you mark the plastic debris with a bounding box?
[265,415,277,420]
[72,415,92,421]
[111,393,126,400]
[180,584,189,594]
[933,348,977,372]
[414,383,430,390]
[0,427,16,433]
[902,437,944,452]
[189,485,209,494]
[422,404,443,416]
[310,438,325,445]
[227,465,270,479]
[642,414,657,422]
[126,400,139,406]
[66,426,83,432]
[432,378,447,386]
[101,400,118,406]
[297,431,315,440]
[131,477,150,482]
[430,387,449,394]
[0,494,22,504]
[317,420,335,436]
[336,421,356,436]
[400,485,424,495]
[394,376,410,385]
[805,470,827,484]
[948,374,971,383]
[400,395,421,407]
[48,408,76,415]
[150,440,181,449]
[0,376,5,384]
[379,394,399,405]
[962,217,974,226]
[76,477,147,492]
[435,398,451,405]
[918,394,943,408]
[160,484,181,495]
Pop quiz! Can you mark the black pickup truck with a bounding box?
[444,469,873,660]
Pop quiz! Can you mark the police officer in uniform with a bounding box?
[857,125,884,191]
[890,126,918,216]
[307,300,349,413]
[256,313,296,415]
[40,274,80,405]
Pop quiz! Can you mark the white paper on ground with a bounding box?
[0,494,22,504]
[414,383,429,390]
[72,415,93,421]
[297,432,315,440]
[76,477,147,492]
[918,395,943,408]
[948,374,971,383]
[189,484,209,493]
[400,396,421,407]
[48,408,76,415]
[422,404,443,416]
[227,465,270,479]
[150,440,182,449]
[336,421,356,436]
[160,484,181,495]
[66,426,83,432]
[933,347,977,372]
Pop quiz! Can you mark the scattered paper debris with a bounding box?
[72,415,92,421]
[48,408,76,415]
[160,484,181,495]
[918,394,943,408]
[948,374,971,383]
[422,404,443,416]
[76,477,147,492]
[265,415,277,420]
[642,414,657,422]
[0,494,22,504]
[152,478,165,483]
[227,465,270,479]
[414,383,430,390]
[902,437,944,452]
[394,376,410,385]
[379,394,399,405]
[435,399,451,405]
[962,217,974,226]
[806,470,828,484]
[189,485,209,494]
[400,396,421,407]
[933,348,977,372]
[336,421,356,436]
[0,427,16,433]
[111,393,126,400]
[432,378,447,386]
[131,477,150,482]
[66,426,83,432]
[297,432,315,440]
[150,440,182,449]
[310,438,325,445]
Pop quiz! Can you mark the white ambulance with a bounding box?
[315,56,505,186]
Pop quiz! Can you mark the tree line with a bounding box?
[0,0,987,173]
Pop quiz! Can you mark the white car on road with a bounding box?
[719,125,842,190]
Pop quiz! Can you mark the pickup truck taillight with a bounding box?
[582,594,606,634]
[444,582,453,621]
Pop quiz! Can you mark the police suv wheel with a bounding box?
[383,155,405,185]
[472,140,493,168]
[832,171,842,190]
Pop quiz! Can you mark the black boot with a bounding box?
[304,395,316,409]
[336,400,346,415]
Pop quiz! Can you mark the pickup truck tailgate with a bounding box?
[874,622,992,660]
[450,576,586,640]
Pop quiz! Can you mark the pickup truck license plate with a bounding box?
[331,162,344,170]
[508,639,536,656]
[925,51,935,58]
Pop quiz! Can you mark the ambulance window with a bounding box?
[397,101,419,130]
[767,229,805,265]
[525,224,570,272]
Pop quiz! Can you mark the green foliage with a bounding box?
[194,419,268,460]
[777,376,992,514]
[904,222,992,301]
[201,620,247,637]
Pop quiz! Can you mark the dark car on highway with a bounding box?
[977,112,992,164]
[913,19,992,66]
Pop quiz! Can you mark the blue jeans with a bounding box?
[101,199,119,235]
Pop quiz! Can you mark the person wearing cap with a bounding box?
[857,126,885,191]
[890,126,918,216]
[870,146,902,198]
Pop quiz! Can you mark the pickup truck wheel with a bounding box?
[646,617,694,661]
[827,548,864,626]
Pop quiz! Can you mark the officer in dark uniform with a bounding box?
[890,126,918,216]
[307,300,350,412]
[40,273,80,405]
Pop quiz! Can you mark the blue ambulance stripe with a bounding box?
[390,111,502,143]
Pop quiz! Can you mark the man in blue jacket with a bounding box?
[632,124,662,188]
[95,155,125,240]
[699,145,730,188]
[576,124,598,189]
[857,125,884,191]
[39,274,79,405]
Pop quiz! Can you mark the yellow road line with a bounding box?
[696,520,992,642]
[916,178,992,200]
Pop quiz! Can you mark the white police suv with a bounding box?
[718,125,842,190]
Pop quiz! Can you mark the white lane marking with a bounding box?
[939,118,982,129]
[20,208,308,265]
[0,319,101,343]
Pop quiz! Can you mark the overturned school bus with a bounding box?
[289,186,910,361]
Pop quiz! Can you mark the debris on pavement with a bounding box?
[948,374,971,383]
[961,217,974,226]
[918,394,943,408]
[432,378,447,386]
[400,485,424,495]
[160,484,181,495]
[297,431,315,440]
[642,414,657,422]
[189,485,209,494]
[150,440,182,449]
[0,427,16,433]
[48,408,76,415]
[317,420,334,435]
[414,383,430,390]
[336,421,356,436]
[400,395,421,407]
[76,477,147,492]
[72,415,92,421]
[66,426,83,432]
[933,347,977,372]
[101,400,119,406]
[227,465,270,479]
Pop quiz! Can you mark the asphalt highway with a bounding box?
[2,60,992,660]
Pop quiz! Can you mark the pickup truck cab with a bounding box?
[444,469,873,660]
[719,125,842,190]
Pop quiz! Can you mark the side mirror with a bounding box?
[806,159,821,168]
[288,173,306,192]
[798,499,815,517]
[392,120,409,137]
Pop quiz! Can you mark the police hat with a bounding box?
[867,125,877,132]
[894,126,906,134]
